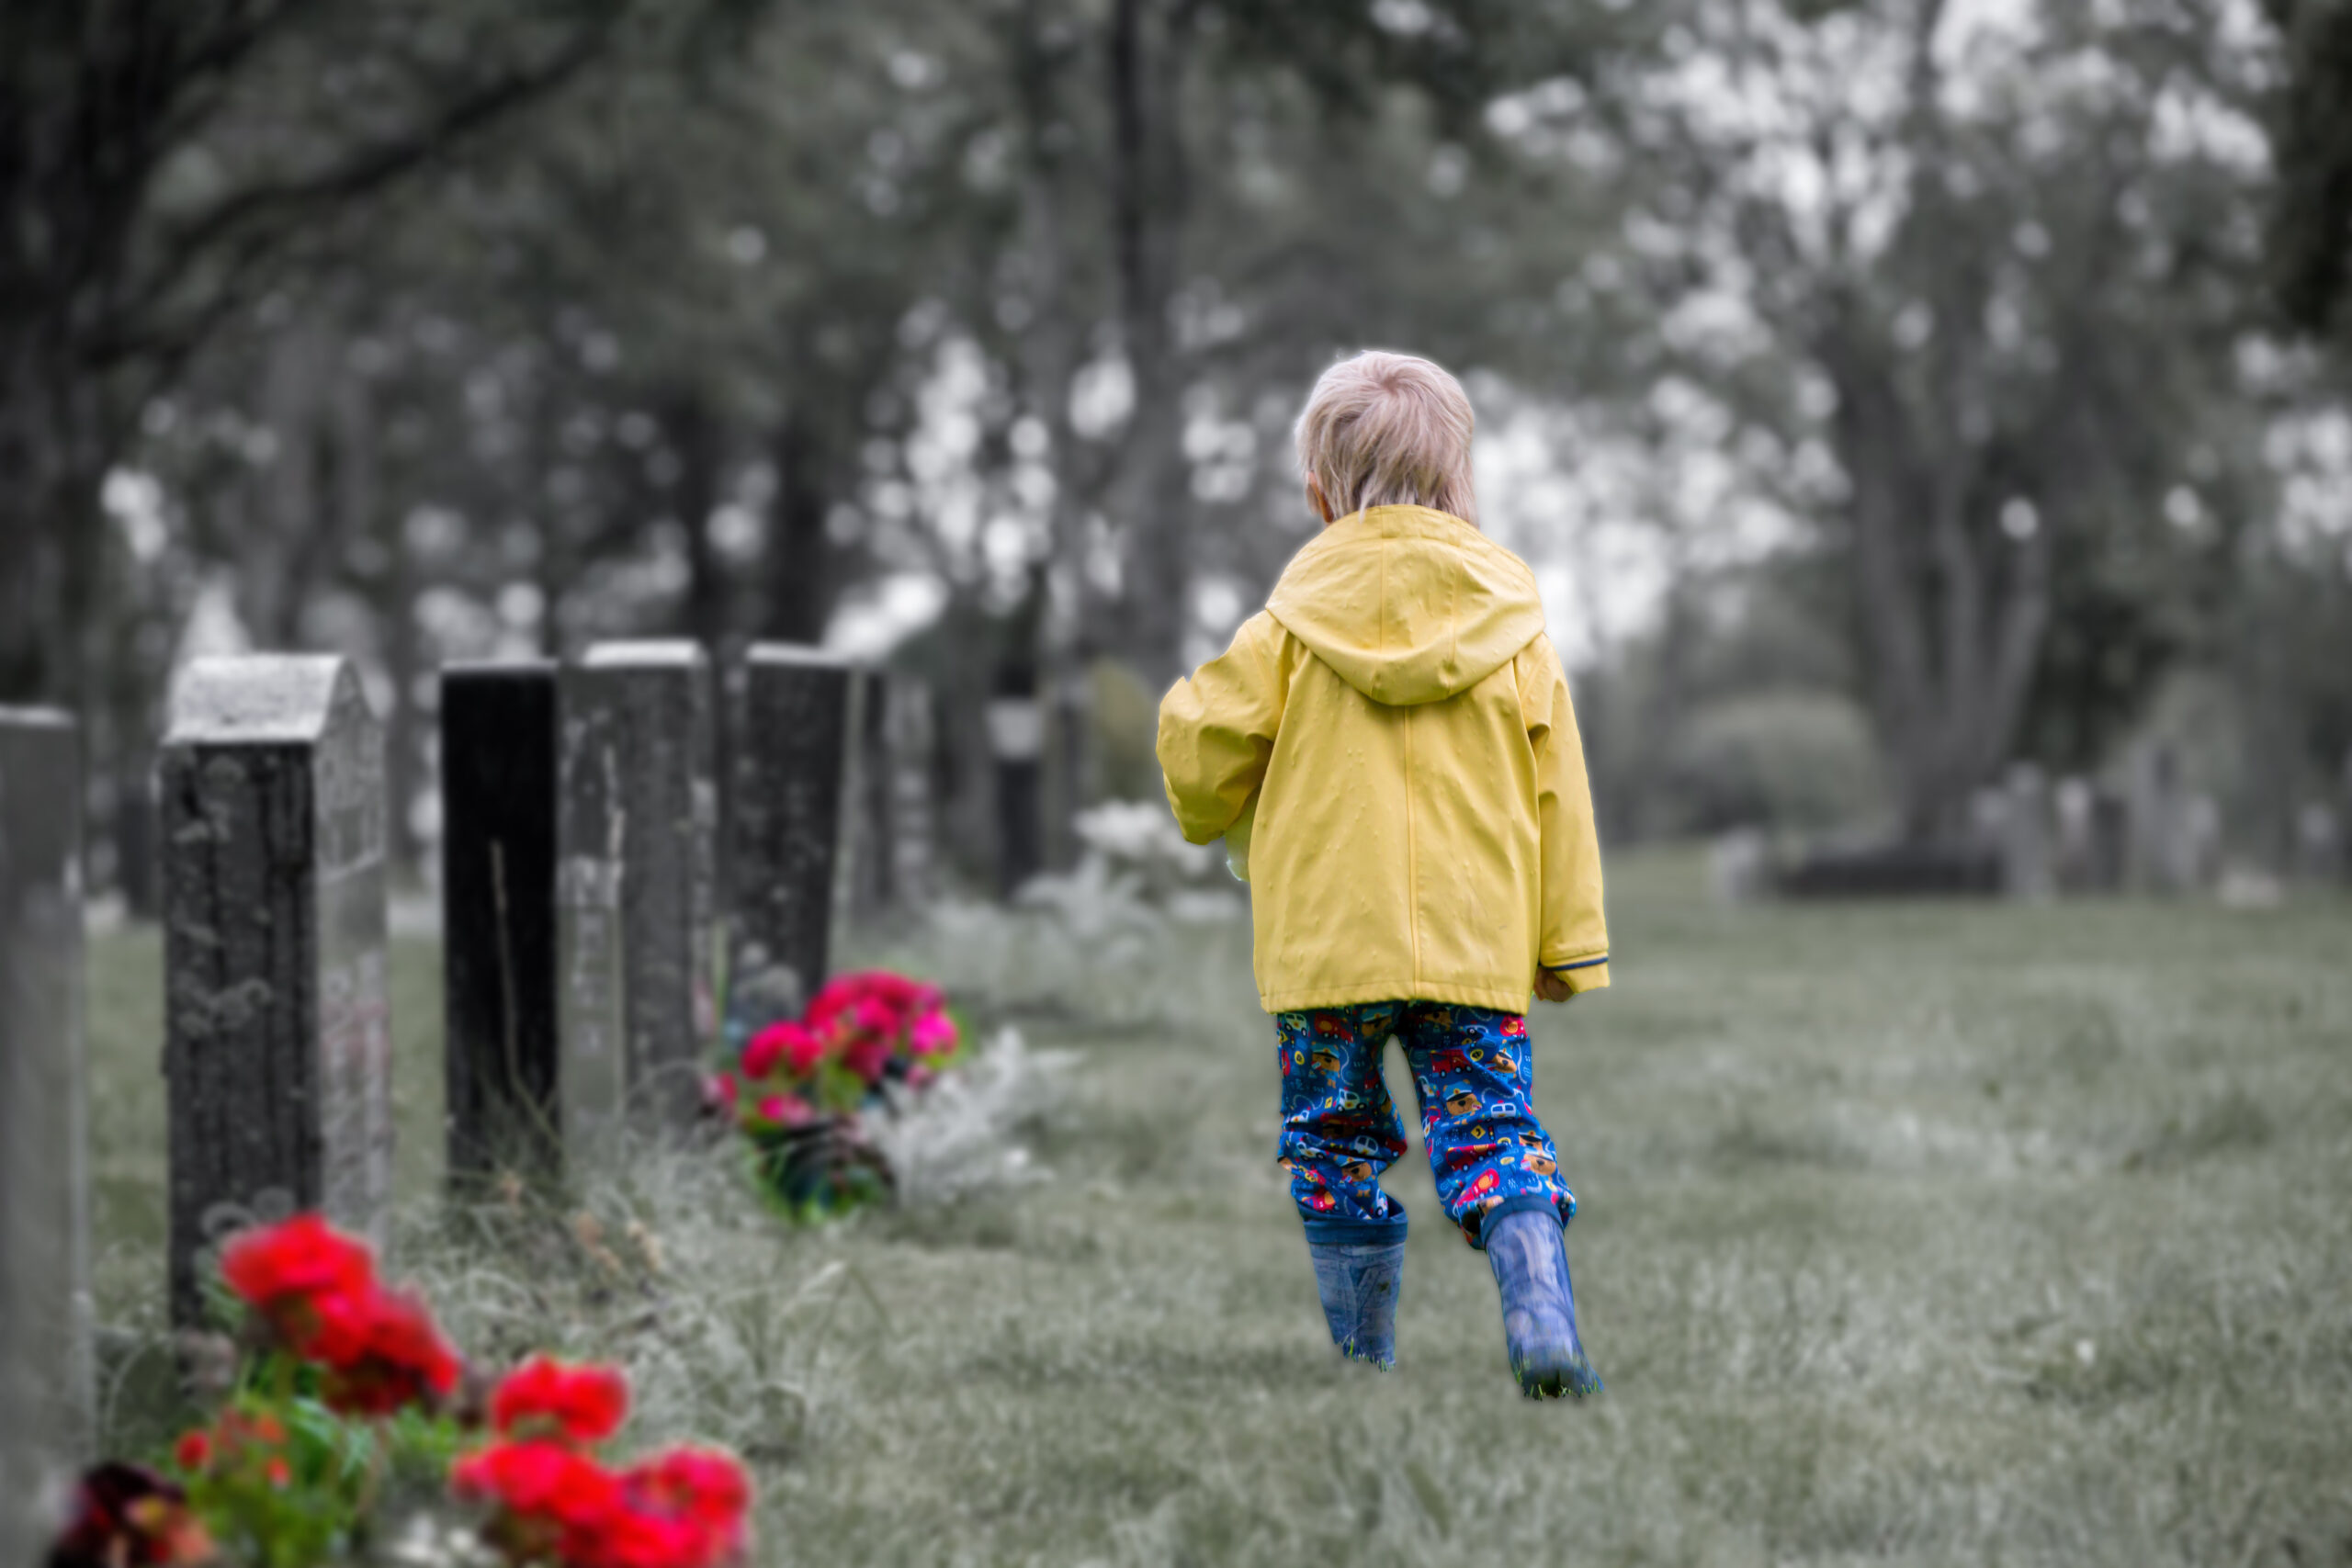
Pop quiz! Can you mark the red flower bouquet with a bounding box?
[59,1215,757,1568]
[710,969,965,1220]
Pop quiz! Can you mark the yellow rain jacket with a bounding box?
[1158,503,1610,1015]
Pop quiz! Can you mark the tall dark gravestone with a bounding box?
[440,661,562,1180]
[729,646,853,1037]
[988,672,1046,897]
[847,668,896,926]
[0,710,94,1562]
[559,642,718,1137]
[158,657,391,1326]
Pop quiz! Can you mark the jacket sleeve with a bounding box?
[1520,634,1611,993]
[1158,612,1287,845]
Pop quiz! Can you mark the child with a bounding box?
[1156,350,1610,1398]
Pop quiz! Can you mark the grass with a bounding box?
[85,851,2352,1566]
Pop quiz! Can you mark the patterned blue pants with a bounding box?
[1276,1001,1576,1249]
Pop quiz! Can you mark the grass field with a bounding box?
[85,852,2352,1566]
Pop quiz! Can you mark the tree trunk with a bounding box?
[1818,299,2052,842]
[1105,0,1195,689]
[665,389,728,648]
[763,408,831,644]
[0,313,108,706]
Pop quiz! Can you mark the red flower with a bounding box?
[707,1073,739,1113]
[492,1357,630,1447]
[171,1430,211,1474]
[220,1216,378,1356]
[841,1034,891,1085]
[620,1448,752,1568]
[453,1439,615,1518]
[585,1506,705,1568]
[315,1289,463,1417]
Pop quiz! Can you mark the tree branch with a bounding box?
[105,8,620,355]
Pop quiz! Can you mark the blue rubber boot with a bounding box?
[1306,1237,1405,1369]
[1484,1205,1603,1399]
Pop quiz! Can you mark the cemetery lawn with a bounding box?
[84,854,2352,1567]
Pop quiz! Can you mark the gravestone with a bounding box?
[0,710,93,1562]
[158,657,390,1326]
[846,669,896,926]
[2293,802,2341,886]
[2088,785,2130,893]
[885,675,938,908]
[729,646,853,1039]
[845,670,939,923]
[988,667,1045,896]
[2126,741,2191,894]
[440,661,562,1180]
[1709,827,1770,905]
[559,642,718,1137]
[2000,761,2055,900]
[2052,775,2096,894]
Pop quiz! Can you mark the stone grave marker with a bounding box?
[846,668,895,927]
[440,661,562,1181]
[2088,785,2129,893]
[885,674,938,909]
[729,646,852,1037]
[988,668,1045,896]
[2001,761,2054,900]
[2126,741,2191,894]
[0,710,94,1562]
[2052,775,2095,894]
[559,642,718,1138]
[845,670,939,923]
[159,657,390,1326]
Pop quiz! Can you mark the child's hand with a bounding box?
[1534,970,1575,1005]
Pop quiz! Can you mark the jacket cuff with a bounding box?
[1542,953,1611,995]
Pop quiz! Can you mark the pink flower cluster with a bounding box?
[715,969,961,1126]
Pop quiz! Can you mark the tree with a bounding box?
[1524,0,2270,840]
[2265,0,2352,335]
[0,0,633,705]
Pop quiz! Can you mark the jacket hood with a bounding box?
[1264,504,1547,706]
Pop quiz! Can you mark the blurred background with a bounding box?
[6,0,2351,901]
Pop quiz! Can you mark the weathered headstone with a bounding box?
[846,668,896,927]
[989,667,1045,897]
[0,710,93,1562]
[885,674,938,908]
[159,657,390,1326]
[2293,802,2341,886]
[2000,761,2055,900]
[728,646,852,1037]
[440,661,562,1180]
[1709,827,1770,906]
[2126,741,2190,894]
[2181,793,2222,891]
[2052,775,2096,894]
[559,642,718,1137]
[2088,785,2130,893]
[844,670,939,923]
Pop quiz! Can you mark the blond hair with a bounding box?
[1294,350,1477,525]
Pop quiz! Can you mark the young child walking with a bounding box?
[1157,350,1611,1398]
